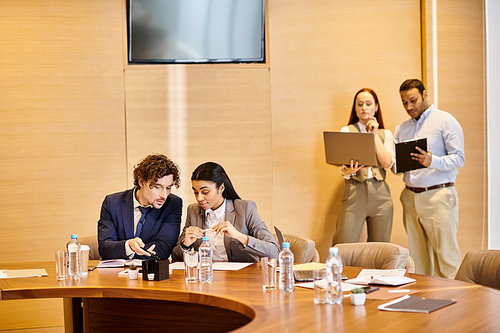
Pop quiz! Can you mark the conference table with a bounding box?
[1,260,500,333]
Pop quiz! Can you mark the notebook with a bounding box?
[323,131,378,167]
[395,138,427,173]
[378,295,456,313]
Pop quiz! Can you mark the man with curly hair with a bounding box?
[98,154,182,260]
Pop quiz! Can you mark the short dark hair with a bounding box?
[133,154,180,189]
[191,162,241,200]
[400,79,426,95]
[347,88,385,129]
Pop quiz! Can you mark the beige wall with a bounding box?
[0,0,486,331]
[0,0,126,330]
[422,0,487,250]
[268,0,422,258]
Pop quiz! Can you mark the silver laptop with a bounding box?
[274,226,346,282]
[323,131,378,167]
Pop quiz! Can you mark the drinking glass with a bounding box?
[183,250,199,283]
[55,251,67,281]
[261,257,277,290]
[313,269,327,304]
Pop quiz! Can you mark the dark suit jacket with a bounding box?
[172,199,279,262]
[98,188,182,260]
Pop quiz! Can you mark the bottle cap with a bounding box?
[282,242,290,248]
[71,234,78,239]
[202,236,209,241]
[329,247,338,255]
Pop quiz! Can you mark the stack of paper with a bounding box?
[0,269,48,278]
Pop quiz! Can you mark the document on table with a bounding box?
[295,280,362,292]
[345,269,416,286]
[293,263,326,271]
[169,262,253,271]
[96,259,143,268]
[0,269,48,278]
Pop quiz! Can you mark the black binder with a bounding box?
[395,138,427,173]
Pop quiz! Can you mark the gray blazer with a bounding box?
[172,199,280,262]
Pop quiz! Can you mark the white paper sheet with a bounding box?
[345,269,416,286]
[295,280,363,292]
[0,269,48,278]
[170,261,252,271]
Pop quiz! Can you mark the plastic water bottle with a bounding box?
[325,247,343,304]
[66,234,82,280]
[279,242,294,292]
[199,236,213,283]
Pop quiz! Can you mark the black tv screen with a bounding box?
[128,0,265,64]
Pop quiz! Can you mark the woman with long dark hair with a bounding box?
[172,162,279,262]
[332,88,395,245]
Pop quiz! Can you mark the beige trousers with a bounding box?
[333,178,393,245]
[400,187,461,278]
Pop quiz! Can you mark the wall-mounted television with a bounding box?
[127,0,265,64]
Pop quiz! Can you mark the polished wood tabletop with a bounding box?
[1,260,500,332]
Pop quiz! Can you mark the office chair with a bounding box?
[455,250,500,290]
[334,242,414,273]
[284,234,320,263]
[78,235,100,260]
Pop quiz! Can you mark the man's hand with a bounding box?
[411,147,432,167]
[129,237,156,256]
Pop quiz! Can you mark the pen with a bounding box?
[363,286,380,294]
[88,266,97,272]
[141,247,160,260]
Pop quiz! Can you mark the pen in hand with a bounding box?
[141,247,160,260]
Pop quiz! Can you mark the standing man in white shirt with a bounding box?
[395,79,465,278]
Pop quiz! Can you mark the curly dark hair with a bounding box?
[133,154,181,189]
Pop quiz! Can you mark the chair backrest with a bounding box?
[455,250,500,290]
[284,234,320,263]
[335,242,413,272]
[78,235,100,260]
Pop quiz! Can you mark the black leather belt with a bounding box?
[405,182,455,193]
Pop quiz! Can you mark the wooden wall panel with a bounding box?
[124,66,273,225]
[268,0,422,259]
[0,0,489,331]
[423,0,487,253]
[0,0,126,330]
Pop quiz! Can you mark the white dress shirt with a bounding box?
[394,104,465,187]
[205,199,229,262]
[125,188,153,258]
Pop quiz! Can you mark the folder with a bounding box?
[395,138,427,173]
[378,295,456,313]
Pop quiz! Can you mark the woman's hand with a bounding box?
[183,226,204,246]
[212,221,249,246]
[341,160,364,176]
[365,117,379,134]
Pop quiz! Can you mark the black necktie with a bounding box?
[135,206,151,238]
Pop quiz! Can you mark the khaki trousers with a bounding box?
[333,178,393,245]
[400,187,461,278]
